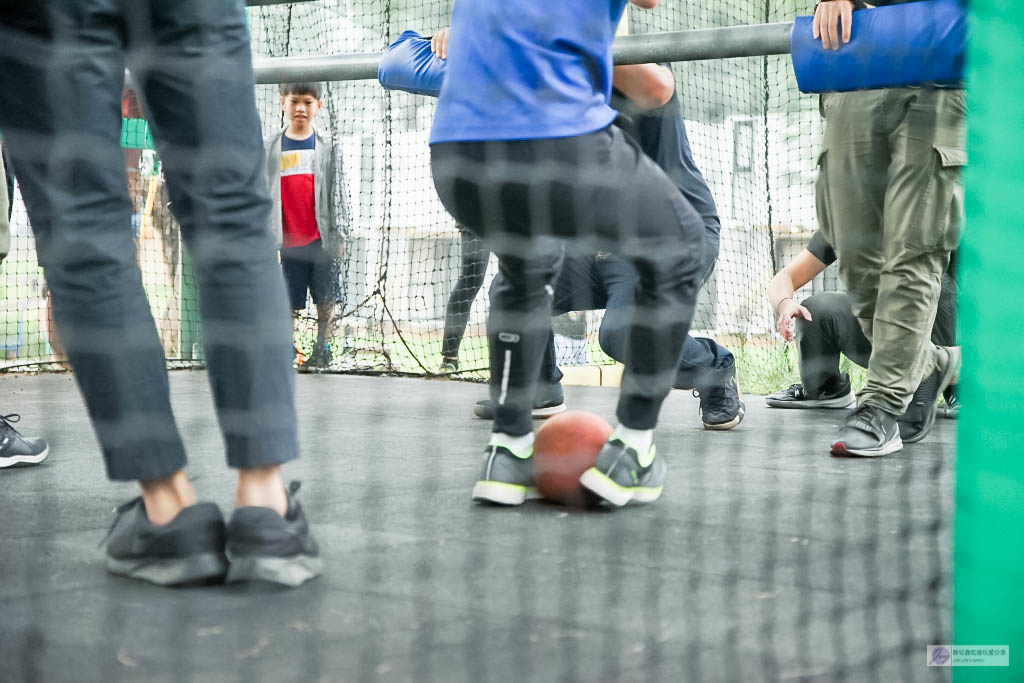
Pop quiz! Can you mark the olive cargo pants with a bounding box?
[816,88,965,416]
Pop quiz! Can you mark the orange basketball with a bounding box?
[534,410,613,506]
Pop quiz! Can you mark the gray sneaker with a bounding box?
[226,481,322,587]
[831,404,902,457]
[103,499,229,586]
[0,413,49,469]
[471,444,539,506]
[579,438,665,507]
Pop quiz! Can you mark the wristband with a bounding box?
[775,296,793,314]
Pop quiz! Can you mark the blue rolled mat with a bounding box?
[790,0,966,93]
[377,30,447,97]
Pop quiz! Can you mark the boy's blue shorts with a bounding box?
[280,238,337,310]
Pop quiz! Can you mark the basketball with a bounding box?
[534,410,613,506]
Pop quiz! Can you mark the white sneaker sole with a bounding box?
[830,435,903,458]
[579,468,663,507]
[473,403,567,420]
[0,446,50,469]
[471,480,539,506]
[766,391,856,409]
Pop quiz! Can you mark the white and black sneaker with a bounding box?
[471,444,539,506]
[0,413,49,469]
[226,481,323,587]
[103,498,229,586]
[472,383,567,420]
[694,372,745,431]
[580,438,665,507]
[766,378,856,409]
[831,404,903,457]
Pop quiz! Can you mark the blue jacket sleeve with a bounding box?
[377,30,448,97]
[791,0,967,93]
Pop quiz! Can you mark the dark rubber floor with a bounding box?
[0,372,954,682]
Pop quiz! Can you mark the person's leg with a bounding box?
[0,144,9,261]
[441,229,489,368]
[0,6,192,497]
[126,0,317,584]
[306,243,336,367]
[816,90,904,455]
[862,89,965,417]
[795,292,870,398]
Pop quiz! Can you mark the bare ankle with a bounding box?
[139,470,195,526]
[236,466,287,516]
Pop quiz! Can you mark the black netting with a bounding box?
[1,0,858,392]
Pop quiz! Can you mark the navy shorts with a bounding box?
[280,239,336,310]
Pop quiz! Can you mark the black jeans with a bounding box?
[796,272,957,399]
[0,1,298,480]
[432,126,704,435]
[441,229,489,361]
[523,243,735,391]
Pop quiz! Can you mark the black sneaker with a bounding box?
[0,413,49,469]
[579,438,665,507]
[473,383,567,420]
[694,372,745,431]
[897,346,961,442]
[438,357,459,373]
[226,481,323,587]
[102,499,229,586]
[766,377,856,409]
[471,443,539,506]
[831,404,902,457]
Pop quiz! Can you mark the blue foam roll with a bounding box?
[377,30,447,97]
[790,0,966,93]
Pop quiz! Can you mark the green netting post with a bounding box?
[954,0,1024,679]
[180,246,203,361]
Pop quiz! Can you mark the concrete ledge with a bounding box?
[558,363,624,388]
[558,365,603,387]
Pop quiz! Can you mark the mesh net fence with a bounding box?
[0,0,854,394]
[0,2,959,682]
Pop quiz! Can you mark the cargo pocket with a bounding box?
[933,144,967,252]
[814,149,834,243]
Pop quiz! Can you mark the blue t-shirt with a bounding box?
[430,0,628,144]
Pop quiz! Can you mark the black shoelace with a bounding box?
[0,413,24,437]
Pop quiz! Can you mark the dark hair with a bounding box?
[279,82,322,100]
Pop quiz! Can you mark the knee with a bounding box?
[801,292,848,324]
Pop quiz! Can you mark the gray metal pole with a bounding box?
[251,22,795,85]
[613,22,793,64]
[245,0,320,6]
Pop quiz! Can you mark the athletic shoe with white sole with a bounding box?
[471,443,539,506]
[831,404,903,457]
[226,481,322,587]
[766,378,856,409]
[0,413,49,469]
[694,372,745,430]
[103,498,229,586]
[580,438,665,507]
[472,383,567,420]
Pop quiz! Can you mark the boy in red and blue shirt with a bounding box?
[265,82,348,369]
